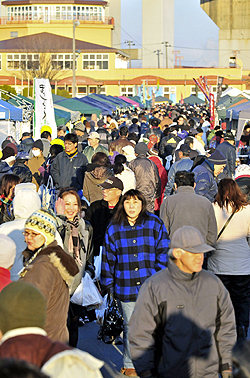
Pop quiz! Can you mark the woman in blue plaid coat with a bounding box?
[101,189,170,377]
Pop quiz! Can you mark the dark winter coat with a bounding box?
[50,150,88,191]
[193,160,218,202]
[216,141,236,178]
[12,161,32,183]
[85,199,120,256]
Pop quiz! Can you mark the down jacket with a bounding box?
[128,155,161,213]
[129,259,236,378]
[193,160,218,202]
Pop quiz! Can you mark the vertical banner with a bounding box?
[216,76,224,106]
[34,78,57,140]
[142,80,146,104]
[180,93,184,105]
[209,93,215,128]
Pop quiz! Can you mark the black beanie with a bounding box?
[32,139,44,152]
[2,146,15,160]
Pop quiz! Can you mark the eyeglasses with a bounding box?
[23,231,41,239]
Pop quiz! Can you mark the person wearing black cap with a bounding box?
[216,130,236,178]
[27,139,45,190]
[12,151,32,183]
[18,132,34,154]
[193,150,227,202]
[85,176,123,257]
[129,226,236,378]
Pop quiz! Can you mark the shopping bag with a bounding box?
[71,273,102,308]
[94,247,102,281]
[95,294,108,325]
[38,176,57,211]
[102,296,124,343]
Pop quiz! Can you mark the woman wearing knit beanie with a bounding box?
[20,208,79,343]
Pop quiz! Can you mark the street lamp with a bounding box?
[72,20,80,98]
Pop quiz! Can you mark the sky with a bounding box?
[121,0,219,67]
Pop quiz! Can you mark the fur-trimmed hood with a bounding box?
[23,241,79,286]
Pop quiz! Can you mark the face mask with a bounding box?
[32,149,40,157]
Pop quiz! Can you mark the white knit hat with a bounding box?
[235,164,250,179]
[0,235,16,269]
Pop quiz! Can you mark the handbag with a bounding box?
[38,175,57,211]
[102,295,124,344]
[217,209,236,240]
[70,273,102,309]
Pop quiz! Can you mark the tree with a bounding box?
[0,85,17,100]
[15,34,67,81]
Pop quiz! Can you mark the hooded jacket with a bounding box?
[82,167,112,204]
[193,160,218,202]
[128,154,161,213]
[21,241,79,343]
[129,259,236,378]
[12,161,32,183]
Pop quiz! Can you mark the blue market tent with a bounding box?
[76,96,112,115]
[0,99,23,121]
[0,104,10,119]
[89,94,119,111]
[226,100,250,120]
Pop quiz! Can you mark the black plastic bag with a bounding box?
[102,296,124,344]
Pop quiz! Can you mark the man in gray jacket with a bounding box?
[129,226,236,378]
[160,170,217,247]
[128,142,160,213]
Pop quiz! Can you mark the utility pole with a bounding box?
[124,40,135,68]
[172,50,180,68]
[154,49,162,68]
[72,20,80,98]
[162,41,171,68]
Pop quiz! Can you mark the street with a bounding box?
[78,320,124,377]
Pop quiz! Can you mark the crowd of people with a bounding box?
[0,103,250,377]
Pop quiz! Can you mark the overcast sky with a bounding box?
[120,0,219,67]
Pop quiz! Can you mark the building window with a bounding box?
[7,4,104,22]
[10,31,18,38]
[0,55,2,70]
[89,87,97,94]
[82,54,109,70]
[120,87,134,97]
[7,54,39,70]
[51,54,75,70]
[78,87,87,94]
[99,86,106,94]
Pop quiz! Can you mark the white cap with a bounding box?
[0,235,16,269]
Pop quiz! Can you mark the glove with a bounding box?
[221,370,233,378]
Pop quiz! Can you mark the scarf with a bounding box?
[0,194,12,207]
[67,215,82,266]
[66,148,78,159]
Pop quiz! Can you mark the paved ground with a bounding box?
[78,321,125,377]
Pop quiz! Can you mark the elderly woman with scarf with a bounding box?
[55,188,94,347]
[20,208,79,343]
